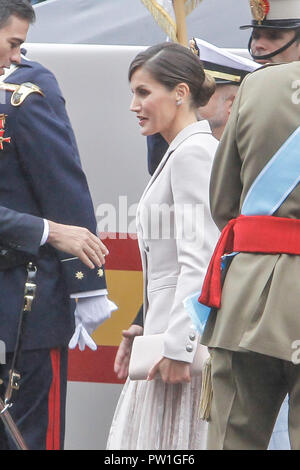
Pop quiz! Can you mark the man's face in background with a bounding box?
[251,28,300,63]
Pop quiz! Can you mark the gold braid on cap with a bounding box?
[188,38,240,83]
[189,38,200,56]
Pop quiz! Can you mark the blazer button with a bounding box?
[189,333,196,341]
[186,344,193,353]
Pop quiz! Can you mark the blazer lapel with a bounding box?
[140,120,212,202]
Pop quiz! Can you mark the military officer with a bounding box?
[241,0,300,64]
[0,0,111,450]
[199,58,300,450]
[234,0,300,449]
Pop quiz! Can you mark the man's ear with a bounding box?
[226,94,236,116]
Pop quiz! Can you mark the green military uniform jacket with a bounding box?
[201,61,300,362]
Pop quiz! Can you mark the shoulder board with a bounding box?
[0,82,44,106]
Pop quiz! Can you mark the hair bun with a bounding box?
[129,42,216,109]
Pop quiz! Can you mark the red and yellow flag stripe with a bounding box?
[68,233,143,384]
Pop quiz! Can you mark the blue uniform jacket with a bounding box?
[146,133,168,175]
[0,58,106,352]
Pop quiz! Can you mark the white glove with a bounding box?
[68,296,118,351]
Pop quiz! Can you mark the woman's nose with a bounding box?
[130,94,140,112]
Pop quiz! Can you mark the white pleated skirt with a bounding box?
[106,375,207,450]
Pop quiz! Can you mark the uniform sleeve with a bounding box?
[209,80,246,230]
[132,304,144,327]
[146,133,168,175]
[0,205,44,254]
[162,138,220,363]
[32,64,82,166]
[14,92,96,230]
[14,91,106,292]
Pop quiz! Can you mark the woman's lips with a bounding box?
[138,116,148,126]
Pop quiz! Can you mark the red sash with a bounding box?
[198,215,300,309]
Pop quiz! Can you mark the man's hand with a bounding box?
[47,220,108,269]
[114,324,143,380]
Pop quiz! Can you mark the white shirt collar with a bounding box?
[0,64,18,83]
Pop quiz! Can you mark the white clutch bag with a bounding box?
[128,333,208,381]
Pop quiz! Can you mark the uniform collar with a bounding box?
[0,57,32,83]
[0,64,18,82]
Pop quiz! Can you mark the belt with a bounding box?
[0,246,32,271]
[199,215,300,309]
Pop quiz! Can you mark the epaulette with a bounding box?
[0,82,44,106]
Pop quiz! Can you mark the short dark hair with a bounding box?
[0,0,35,29]
[128,42,216,108]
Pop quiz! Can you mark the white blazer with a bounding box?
[136,121,220,363]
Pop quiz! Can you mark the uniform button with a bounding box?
[189,333,196,341]
[186,344,193,353]
[144,245,149,252]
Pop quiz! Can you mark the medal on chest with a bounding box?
[0,114,11,150]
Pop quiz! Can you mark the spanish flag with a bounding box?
[68,233,143,384]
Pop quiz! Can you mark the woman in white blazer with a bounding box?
[107,42,220,450]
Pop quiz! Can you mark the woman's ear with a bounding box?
[175,82,190,103]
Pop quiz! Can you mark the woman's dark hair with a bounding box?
[0,0,35,29]
[128,42,216,108]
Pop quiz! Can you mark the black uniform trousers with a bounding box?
[0,347,68,450]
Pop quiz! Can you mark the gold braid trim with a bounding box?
[199,353,213,421]
[205,69,241,83]
[141,1,203,42]
[141,0,178,42]
[0,82,44,106]
[184,0,203,16]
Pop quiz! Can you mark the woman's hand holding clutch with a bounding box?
[147,357,191,384]
[114,324,143,380]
